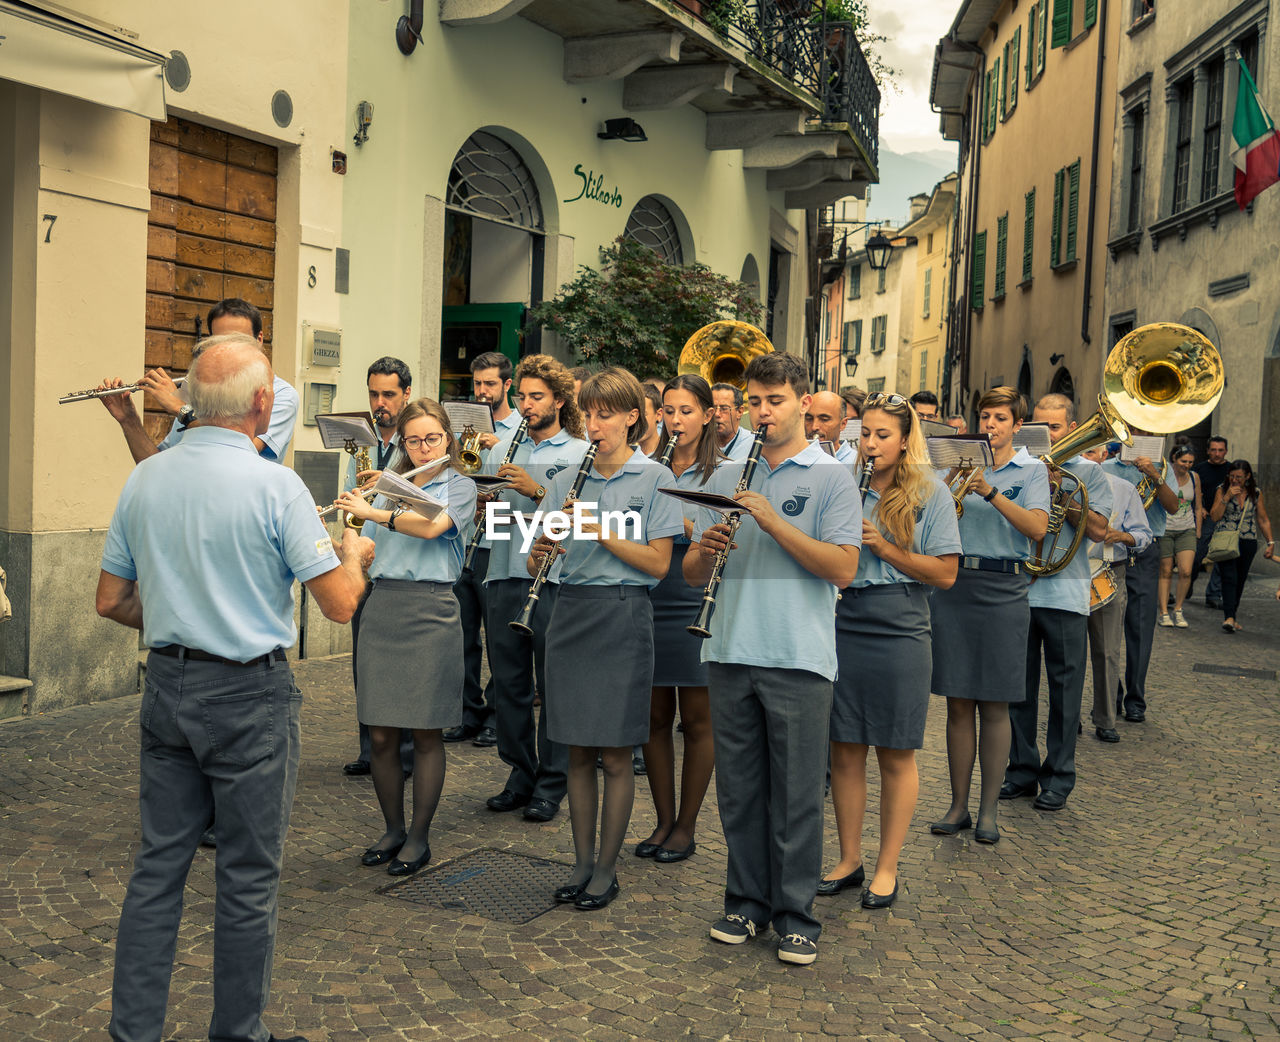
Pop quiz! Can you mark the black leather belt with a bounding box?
[151,644,286,668]
[960,557,1023,575]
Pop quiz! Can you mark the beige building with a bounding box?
[932,0,1120,422]
[898,174,957,402]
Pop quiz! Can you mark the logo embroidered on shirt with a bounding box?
[627,496,646,509]
[1002,484,1023,502]
[782,494,811,516]
[545,464,569,479]
[315,537,332,557]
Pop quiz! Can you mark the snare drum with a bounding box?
[1088,560,1118,613]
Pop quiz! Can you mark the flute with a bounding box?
[317,461,440,521]
[657,431,680,468]
[59,377,186,404]
[687,425,767,639]
[463,414,530,572]
[509,441,600,636]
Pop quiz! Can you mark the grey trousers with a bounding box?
[111,651,299,1042]
[454,548,495,730]
[1121,543,1159,715]
[484,578,567,802]
[1086,561,1127,730]
[708,662,831,941]
[1007,607,1087,797]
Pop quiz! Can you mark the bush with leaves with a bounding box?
[528,238,765,375]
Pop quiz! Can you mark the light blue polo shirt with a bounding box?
[367,468,477,584]
[1090,474,1154,563]
[483,428,591,583]
[101,425,339,660]
[1027,456,1113,615]
[540,449,684,588]
[852,476,962,588]
[157,376,299,462]
[690,441,862,681]
[834,441,855,465]
[952,449,1052,560]
[495,410,522,436]
[720,426,755,461]
[1101,459,1172,537]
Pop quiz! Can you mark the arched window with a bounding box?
[1050,366,1075,402]
[623,195,684,265]
[447,131,543,230]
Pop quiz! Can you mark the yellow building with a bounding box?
[898,174,957,403]
[931,0,1119,421]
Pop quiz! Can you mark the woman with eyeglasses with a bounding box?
[820,393,961,908]
[1209,459,1274,633]
[636,374,722,866]
[928,387,1049,845]
[334,398,477,876]
[1157,446,1201,629]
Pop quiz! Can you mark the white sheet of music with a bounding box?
[1011,423,1052,456]
[1121,435,1165,462]
[314,413,377,449]
[442,401,496,435]
[925,435,994,471]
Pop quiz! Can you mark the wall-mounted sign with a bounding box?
[564,164,623,208]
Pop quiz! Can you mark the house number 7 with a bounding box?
[42,214,57,243]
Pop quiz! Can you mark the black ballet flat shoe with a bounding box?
[634,841,663,858]
[386,846,431,876]
[654,841,696,864]
[929,813,973,836]
[974,823,1001,845]
[574,879,620,910]
[360,837,405,867]
[861,882,899,909]
[816,864,866,896]
[553,881,587,904]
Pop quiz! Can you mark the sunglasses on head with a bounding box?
[864,393,909,409]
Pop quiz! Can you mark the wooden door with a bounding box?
[144,117,277,442]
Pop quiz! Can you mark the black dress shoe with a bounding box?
[574,878,620,910]
[632,754,647,776]
[387,846,431,876]
[443,724,480,743]
[1124,711,1146,723]
[1095,727,1121,743]
[360,837,405,867]
[654,841,696,864]
[1033,790,1067,811]
[342,759,371,776]
[523,797,558,822]
[268,1035,309,1041]
[553,881,585,903]
[999,781,1037,800]
[861,881,898,909]
[929,813,973,836]
[199,827,217,849]
[472,726,498,747]
[816,864,865,895]
[486,788,531,812]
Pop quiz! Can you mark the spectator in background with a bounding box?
[639,382,663,456]
[711,382,754,460]
[909,391,940,421]
[946,415,968,435]
[1157,446,1201,628]
[840,386,867,420]
[1190,436,1231,608]
[570,366,591,397]
[1209,460,1274,633]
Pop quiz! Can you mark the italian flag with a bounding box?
[1231,58,1280,209]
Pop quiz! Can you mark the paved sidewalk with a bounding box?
[1,569,1277,1041]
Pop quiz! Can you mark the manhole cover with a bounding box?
[1193,663,1276,680]
[380,848,571,924]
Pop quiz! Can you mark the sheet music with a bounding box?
[839,418,859,443]
[918,418,957,439]
[925,434,994,470]
[372,461,451,519]
[314,412,377,449]
[1011,422,1052,456]
[658,488,745,513]
[442,400,495,435]
[469,474,517,493]
[1121,435,1165,463]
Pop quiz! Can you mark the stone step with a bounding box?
[0,675,33,720]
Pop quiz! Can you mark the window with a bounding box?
[1050,160,1080,266]
[923,268,932,318]
[870,315,888,353]
[1201,58,1224,201]
[971,230,987,309]
[1131,0,1154,24]
[848,263,861,299]
[927,232,934,254]
[1022,189,1035,283]
[990,56,1001,137]
[1004,28,1020,116]
[1051,0,1097,47]
[877,267,887,293]
[1036,1,1047,75]
[994,213,1008,298]
[982,69,993,143]
[623,195,684,264]
[843,318,862,356]
[1127,107,1144,231]
[919,350,929,391]
[1026,5,1037,89]
[1065,161,1080,260]
[1171,78,1194,213]
[1051,0,1071,47]
[867,377,886,393]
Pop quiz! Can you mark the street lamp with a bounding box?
[865,231,894,272]
[844,354,858,378]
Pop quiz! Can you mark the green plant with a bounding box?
[528,238,765,375]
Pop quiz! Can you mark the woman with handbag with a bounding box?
[1157,446,1201,629]
[1208,460,1273,633]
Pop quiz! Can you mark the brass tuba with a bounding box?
[678,320,774,389]
[1024,322,1224,576]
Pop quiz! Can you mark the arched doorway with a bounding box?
[739,254,761,302]
[441,130,546,398]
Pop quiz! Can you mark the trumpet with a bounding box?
[1136,459,1169,510]
[509,441,600,636]
[949,465,985,518]
[657,431,680,468]
[59,376,186,404]
[688,425,767,639]
[462,414,530,572]
[457,424,484,474]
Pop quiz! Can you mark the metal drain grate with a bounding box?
[1193,663,1276,680]
[380,848,571,924]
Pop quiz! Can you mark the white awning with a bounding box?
[0,1,166,120]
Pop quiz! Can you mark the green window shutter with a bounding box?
[923,268,932,317]
[880,318,887,353]
[1026,9,1036,88]
[1051,0,1071,48]
[1010,29,1020,111]
[852,318,862,355]
[1037,1,1048,72]
[1001,42,1010,117]
[1022,188,1035,282]
[1084,0,1097,29]
[994,214,1008,298]
[971,230,987,309]
[993,56,1002,130]
[1051,169,1064,266]
[1066,159,1080,261]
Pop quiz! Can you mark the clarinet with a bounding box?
[687,425,767,639]
[463,415,530,573]
[858,457,875,504]
[509,441,600,636]
[657,431,680,468]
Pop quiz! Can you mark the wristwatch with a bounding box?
[533,485,547,502]
[982,487,999,503]
[177,405,196,429]
[386,507,405,531]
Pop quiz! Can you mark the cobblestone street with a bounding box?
[2,569,1277,1042]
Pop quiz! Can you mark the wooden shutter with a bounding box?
[982,70,992,141]
[1010,29,1020,111]
[923,268,931,317]
[971,230,987,309]
[994,214,1008,298]
[852,318,862,355]
[991,57,1001,133]
[1051,0,1071,48]
[879,316,887,353]
[1001,43,1010,118]
[1026,8,1036,88]
[1051,169,1064,266]
[1066,160,1081,261]
[1037,2,1048,72]
[146,117,277,444]
[1084,0,1097,29]
[1022,188,1036,282]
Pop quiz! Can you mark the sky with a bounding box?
[863,0,964,156]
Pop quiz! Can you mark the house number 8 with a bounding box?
[307,265,317,288]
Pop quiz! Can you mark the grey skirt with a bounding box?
[832,583,933,749]
[545,585,653,747]
[651,542,708,687]
[356,578,464,730]
[930,567,1029,703]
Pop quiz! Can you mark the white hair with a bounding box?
[186,333,272,424]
